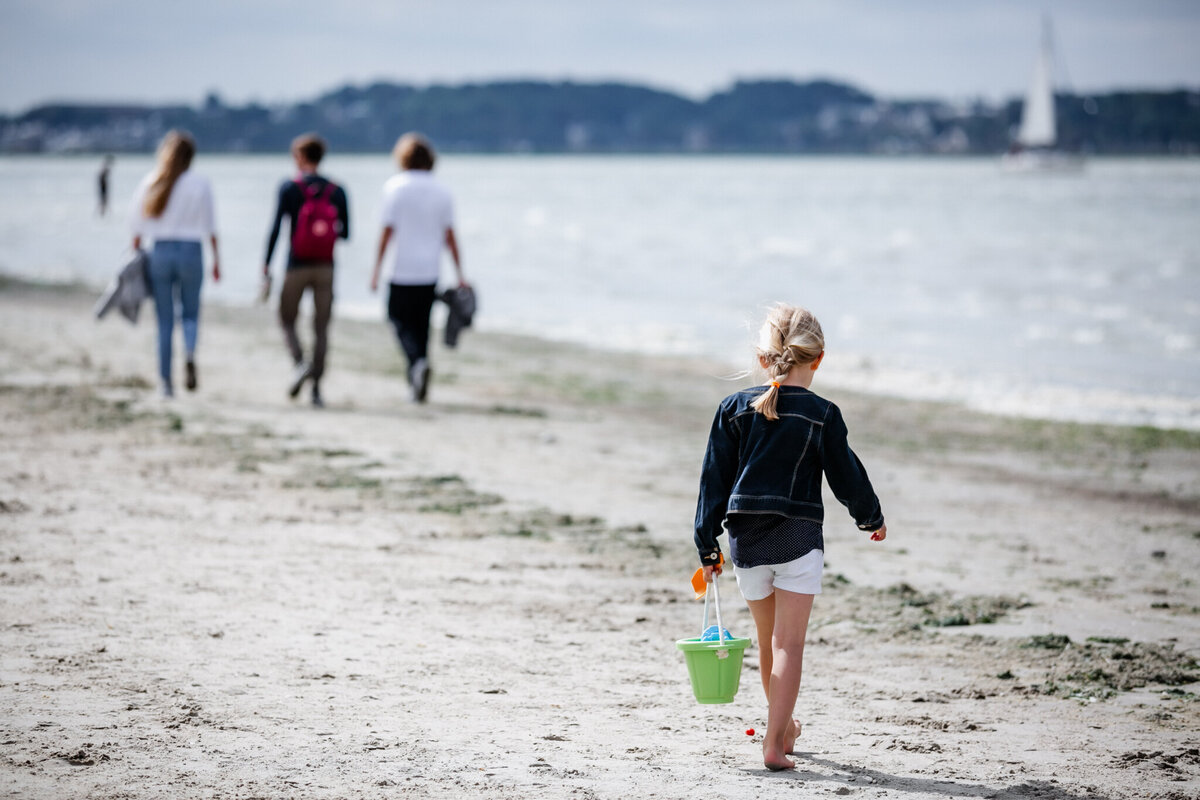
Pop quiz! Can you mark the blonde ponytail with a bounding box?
[143,130,196,218]
[749,304,825,420]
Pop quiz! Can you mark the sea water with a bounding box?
[1,154,1197,429]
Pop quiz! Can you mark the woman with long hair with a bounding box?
[131,130,220,396]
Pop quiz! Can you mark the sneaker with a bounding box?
[288,361,313,399]
[311,386,325,409]
[185,360,197,391]
[409,358,430,403]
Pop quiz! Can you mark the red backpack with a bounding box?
[291,180,340,261]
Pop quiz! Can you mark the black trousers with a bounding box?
[387,283,437,369]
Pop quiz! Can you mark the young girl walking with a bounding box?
[694,304,887,771]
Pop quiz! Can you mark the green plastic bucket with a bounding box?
[676,636,751,704]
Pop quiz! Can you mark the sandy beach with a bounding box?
[1,281,1198,800]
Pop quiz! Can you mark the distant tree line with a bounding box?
[2,79,1198,155]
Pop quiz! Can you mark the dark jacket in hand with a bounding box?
[438,285,476,347]
[94,249,150,324]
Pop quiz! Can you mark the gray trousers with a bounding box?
[279,265,333,382]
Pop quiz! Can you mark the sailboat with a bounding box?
[1002,18,1083,172]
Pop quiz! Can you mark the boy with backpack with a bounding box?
[263,133,350,407]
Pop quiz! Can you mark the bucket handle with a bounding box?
[703,571,730,658]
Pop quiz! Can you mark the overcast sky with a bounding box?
[2,0,1198,114]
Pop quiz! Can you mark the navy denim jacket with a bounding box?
[694,385,885,565]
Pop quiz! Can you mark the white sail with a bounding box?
[1003,17,1083,171]
[1016,27,1056,147]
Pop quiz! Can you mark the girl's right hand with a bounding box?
[869,525,888,542]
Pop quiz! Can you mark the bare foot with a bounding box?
[785,718,802,755]
[763,745,796,771]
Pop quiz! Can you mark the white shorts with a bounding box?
[732,549,824,601]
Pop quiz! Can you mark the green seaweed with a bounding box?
[1024,634,1072,650]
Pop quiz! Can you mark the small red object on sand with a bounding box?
[745,728,755,736]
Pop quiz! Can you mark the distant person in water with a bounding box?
[97,155,113,216]
[130,131,220,397]
[370,133,467,403]
[262,133,350,408]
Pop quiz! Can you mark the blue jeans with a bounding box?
[148,240,203,386]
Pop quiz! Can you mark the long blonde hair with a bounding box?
[750,304,825,420]
[143,130,196,218]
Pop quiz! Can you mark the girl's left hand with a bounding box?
[869,525,887,542]
[702,563,723,581]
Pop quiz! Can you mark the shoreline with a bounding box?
[8,275,1200,435]
[5,279,1200,593]
[2,280,1198,798]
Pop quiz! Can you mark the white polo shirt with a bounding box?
[130,170,216,242]
[380,170,454,286]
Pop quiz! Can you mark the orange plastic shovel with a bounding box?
[690,554,725,599]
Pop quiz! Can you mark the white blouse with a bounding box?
[130,170,216,242]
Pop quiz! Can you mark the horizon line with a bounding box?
[6,74,1200,118]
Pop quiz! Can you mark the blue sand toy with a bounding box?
[701,625,735,641]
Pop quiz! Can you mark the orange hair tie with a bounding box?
[770,381,781,389]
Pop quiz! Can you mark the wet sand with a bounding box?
[1,282,1198,799]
